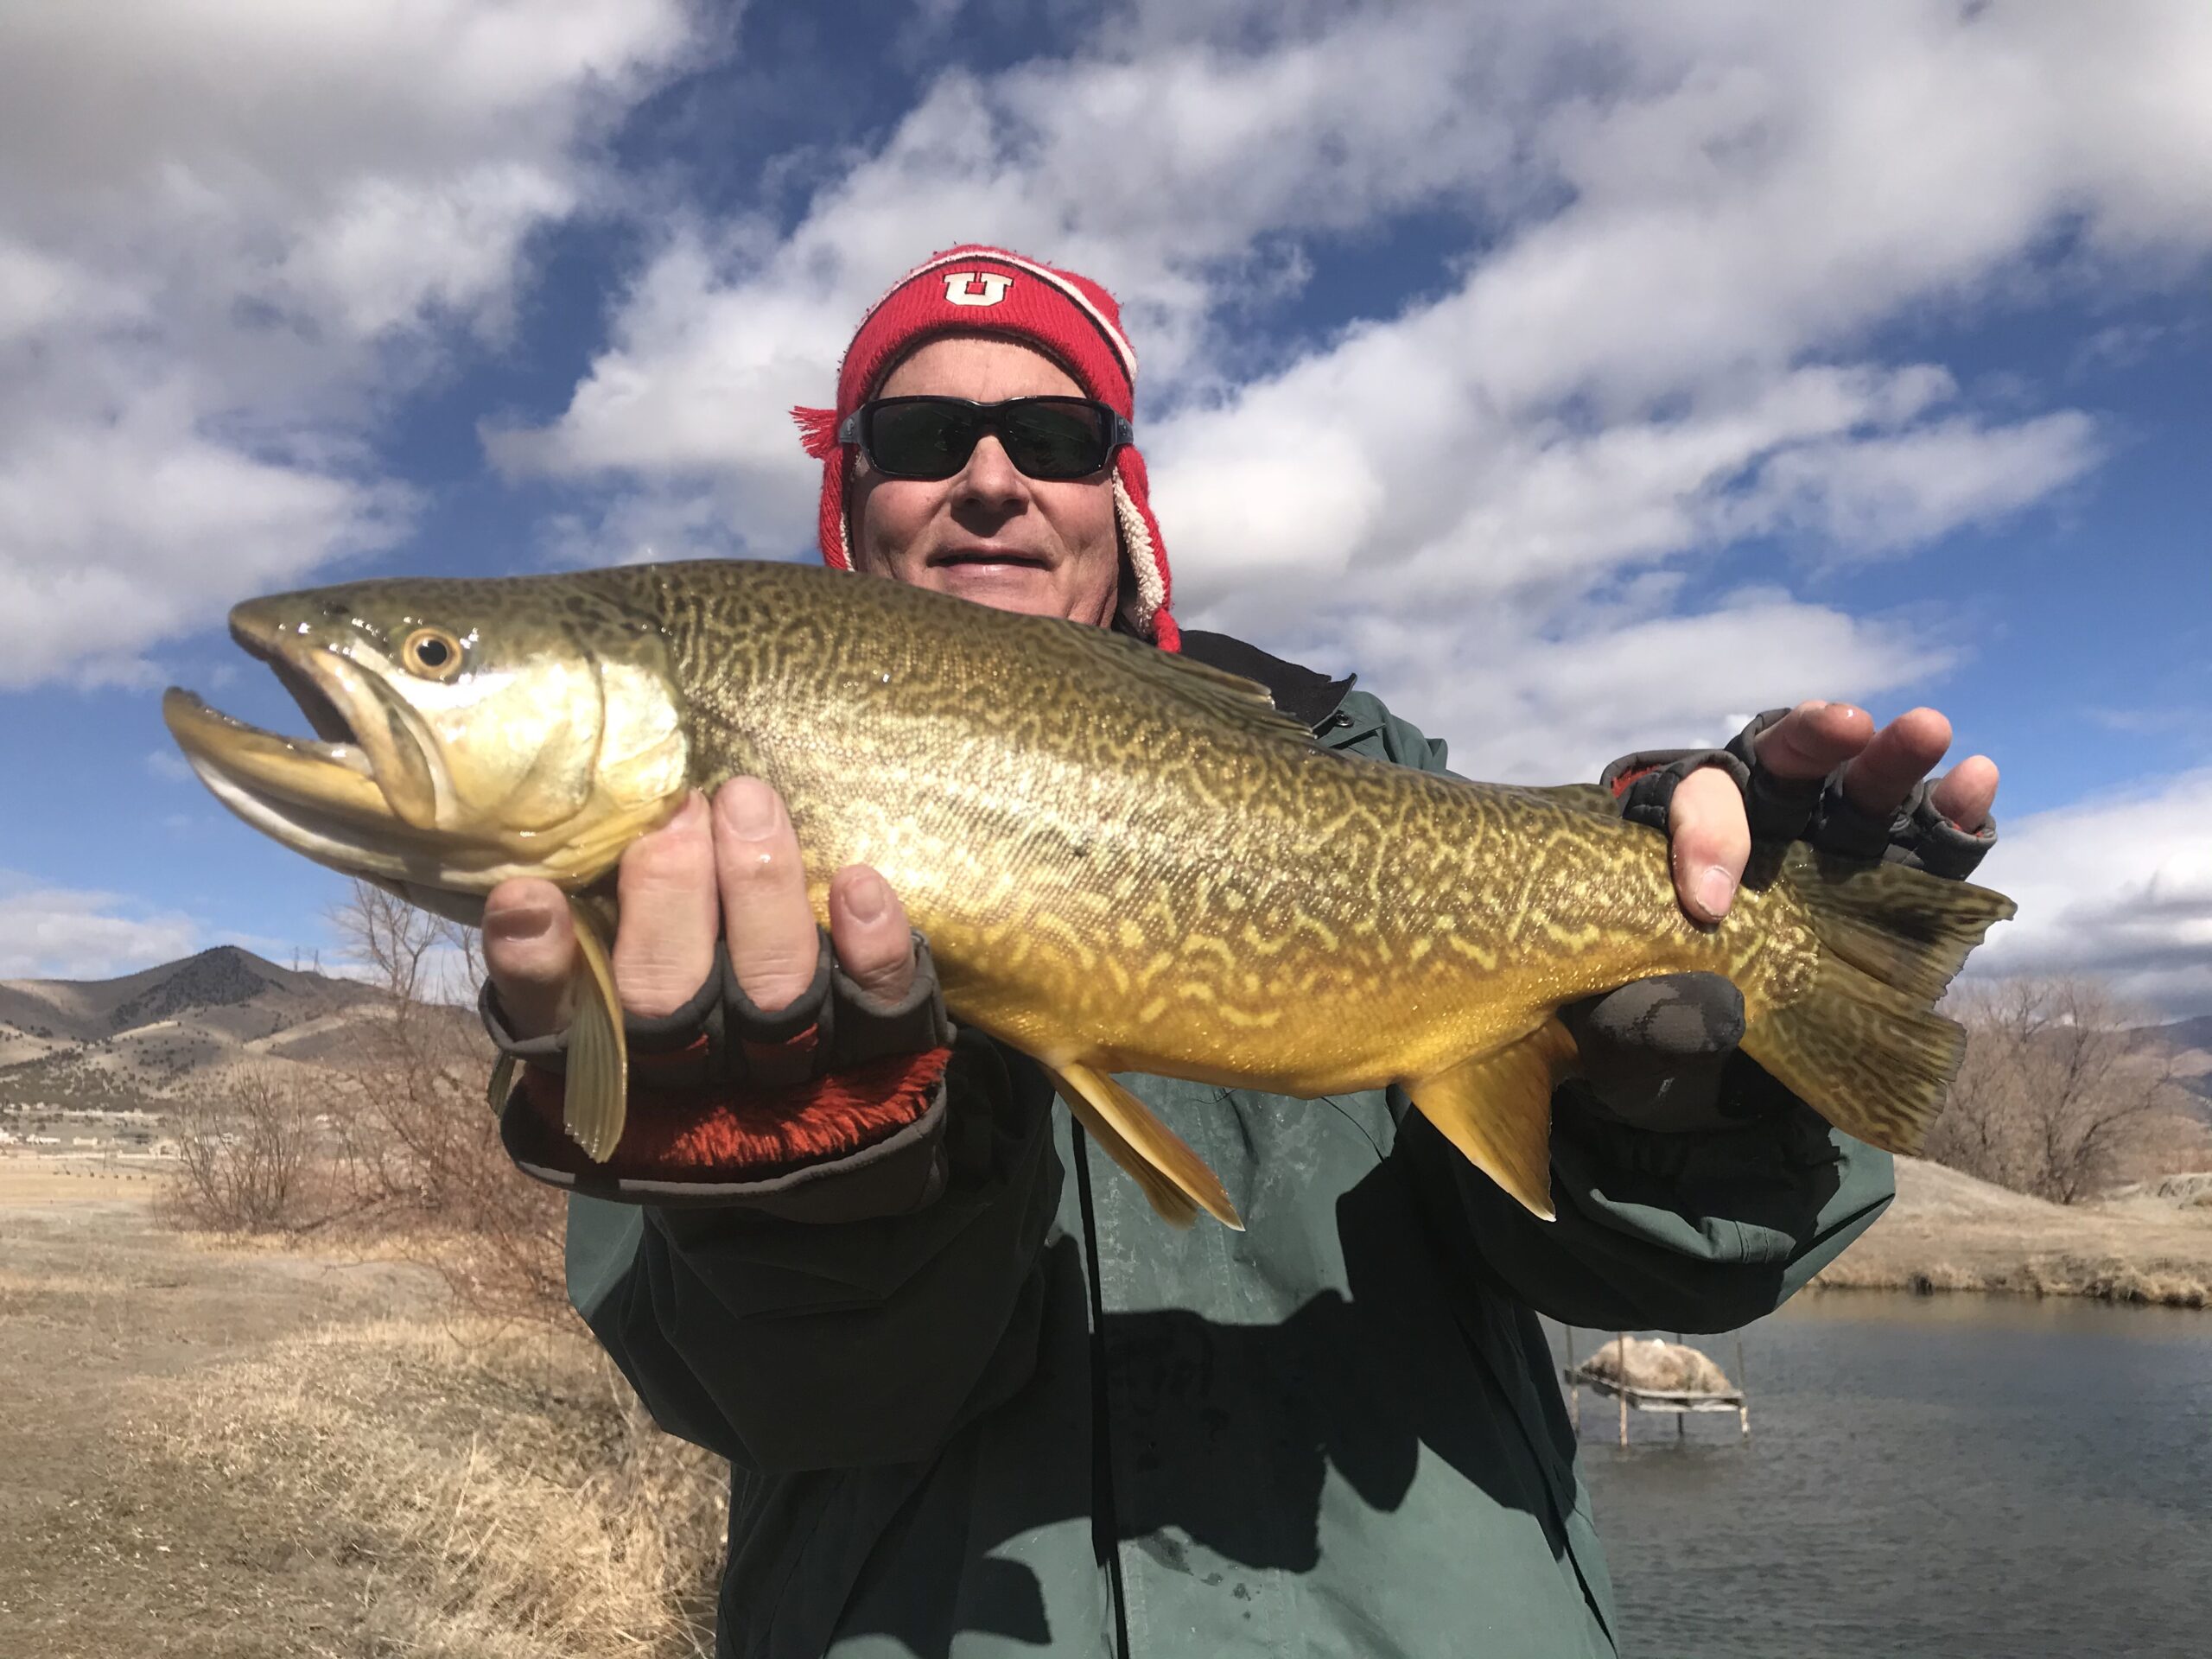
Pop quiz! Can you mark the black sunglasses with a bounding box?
[838,396,1134,481]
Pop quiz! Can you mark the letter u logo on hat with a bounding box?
[942,271,1013,307]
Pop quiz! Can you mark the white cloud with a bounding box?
[0,874,203,982]
[1972,772,2212,1015]
[0,0,700,687]
[0,391,413,687]
[1719,412,2101,558]
[494,0,2209,778]
[486,9,1530,486]
[1268,587,1944,785]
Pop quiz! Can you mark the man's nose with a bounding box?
[954,433,1028,508]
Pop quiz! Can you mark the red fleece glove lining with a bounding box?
[512,1046,951,1182]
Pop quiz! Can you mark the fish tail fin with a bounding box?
[561,899,630,1161]
[1048,1061,1243,1231]
[1738,844,2015,1156]
[1405,1019,1575,1221]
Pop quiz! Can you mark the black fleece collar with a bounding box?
[1176,629,1357,734]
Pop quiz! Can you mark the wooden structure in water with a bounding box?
[1560,1332,1750,1445]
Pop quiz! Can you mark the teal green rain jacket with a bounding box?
[560,652,1894,1659]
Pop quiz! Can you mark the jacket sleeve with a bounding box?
[564,1029,1065,1473]
[1413,1085,1893,1332]
[1349,692,1897,1333]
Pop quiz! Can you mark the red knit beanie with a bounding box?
[792,245,1179,651]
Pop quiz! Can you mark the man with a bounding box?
[480,246,1998,1656]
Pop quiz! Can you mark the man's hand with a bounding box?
[482,778,918,1039]
[1667,702,2001,924]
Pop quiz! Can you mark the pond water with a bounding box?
[1552,1293,2212,1659]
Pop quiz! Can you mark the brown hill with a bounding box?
[0,946,392,1115]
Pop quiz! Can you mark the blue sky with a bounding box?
[2,1,2208,1007]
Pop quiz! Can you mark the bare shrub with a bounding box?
[157,880,568,1319]
[137,888,721,1650]
[160,1066,322,1233]
[319,880,569,1322]
[1927,976,2190,1204]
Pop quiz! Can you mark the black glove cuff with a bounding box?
[1901,783,1998,880]
[1803,771,1997,878]
[1601,707,1999,880]
[479,976,572,1067]
[1722,707,1831,842]
[1601,747,1752,836]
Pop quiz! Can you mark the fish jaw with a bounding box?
[162,687,386,820]
[226,599,445,829]
[166,574,697,902]
[162,687,518,892]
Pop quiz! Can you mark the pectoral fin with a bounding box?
[1406,1020,1577,1221]
[486,1051,517,1116]
[1049,1061,1243,1231]
[562,899,629,1162]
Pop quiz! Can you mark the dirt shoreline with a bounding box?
[1813,1156,2212,1308]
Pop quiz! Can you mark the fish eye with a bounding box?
[401,626,463,681]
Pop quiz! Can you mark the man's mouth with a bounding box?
[929,544,1052,571]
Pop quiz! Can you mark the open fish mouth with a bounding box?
[162,611,452,880]
[162,687,389,819]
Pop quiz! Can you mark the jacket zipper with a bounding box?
[1072,1122,1134,1659]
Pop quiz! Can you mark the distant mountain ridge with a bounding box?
[0,944,375,1037]
[2154,1014,2212,1057]
[2152,1014,2212,1116]
[7,946,2209,1121]
[0,946,388,1113]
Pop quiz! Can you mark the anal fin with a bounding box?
[562,899,629,1162]
[1406,1020,1575,1221]
[1050,1061,1243,1231]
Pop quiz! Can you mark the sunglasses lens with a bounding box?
[997,401,1111,478]
[868,401,983,478]
[863,399,1115,480]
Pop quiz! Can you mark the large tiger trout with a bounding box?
[162,559,2014,1229]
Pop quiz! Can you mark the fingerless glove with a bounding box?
[481,930,957,1219]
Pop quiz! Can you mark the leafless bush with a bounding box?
[162,1067,322,1233]
[157,881,568,1318]
[1927,976,2192,1204]
[320,881,569,1322]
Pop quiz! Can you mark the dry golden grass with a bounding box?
[1816,1156,2212,1306]
[1,1180,726,1659]
[0,1156,163,1205]
[118,1318,728,1658]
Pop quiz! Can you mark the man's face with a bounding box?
[850,334,1122,629]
